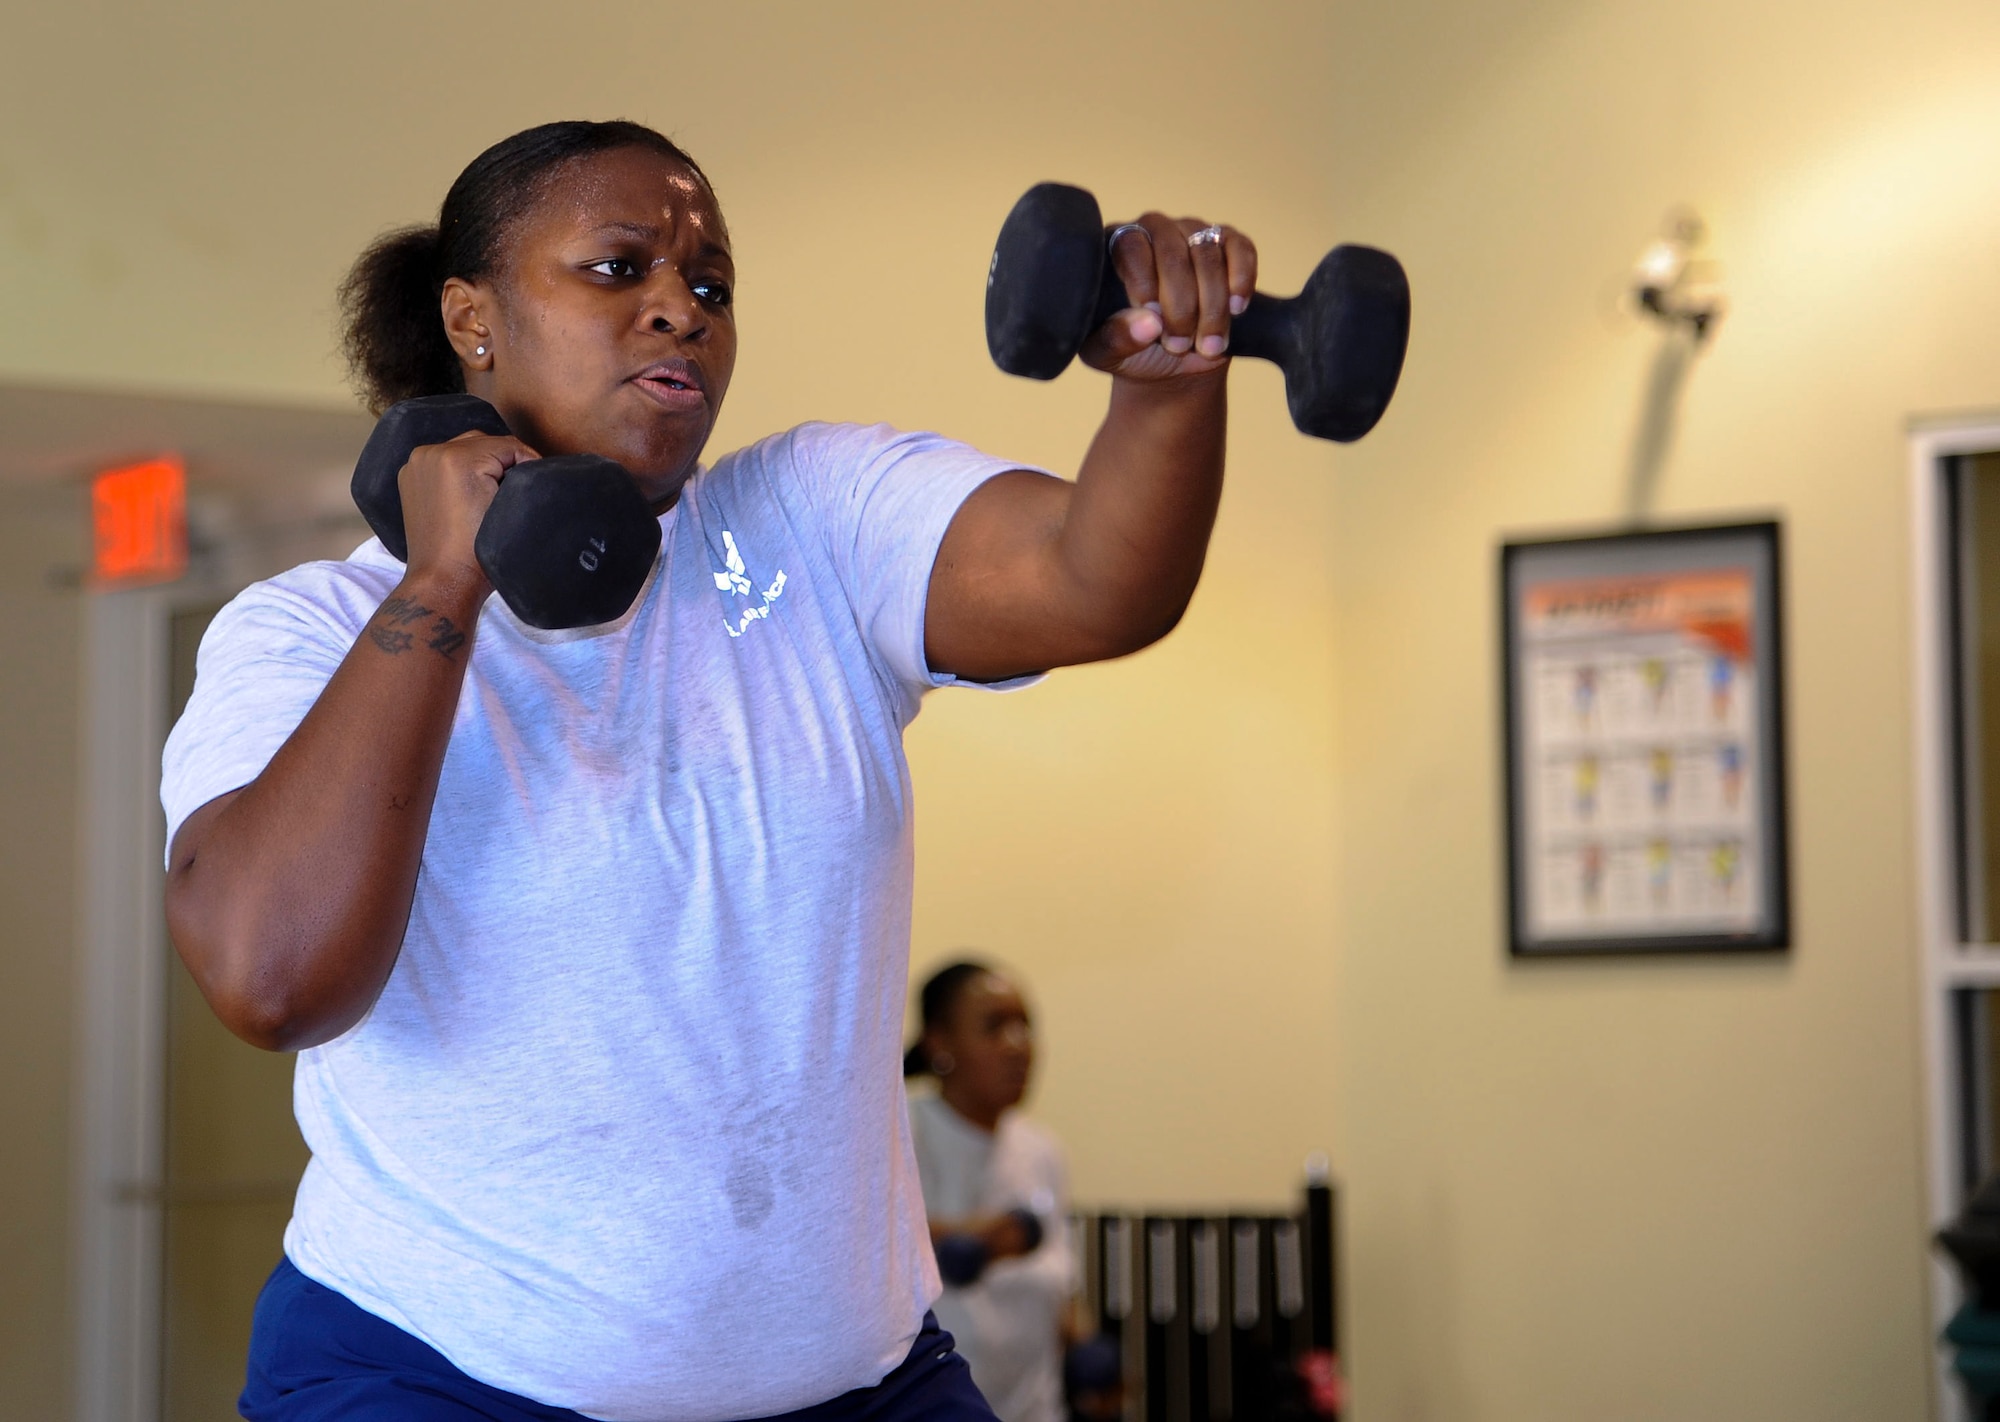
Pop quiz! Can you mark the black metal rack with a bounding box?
[1072,1173,1340,1421]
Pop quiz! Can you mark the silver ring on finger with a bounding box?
[1107,222,1152,254]
[1188,224,1225,248]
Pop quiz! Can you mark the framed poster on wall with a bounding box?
[1500,522,1788,956]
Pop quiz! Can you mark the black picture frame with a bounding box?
[1500,521,1789,956]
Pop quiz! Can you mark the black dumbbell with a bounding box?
[933,1208,1046,1287]
[350,394,662,631]
[984,182,1411,443]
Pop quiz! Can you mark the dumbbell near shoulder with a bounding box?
[350,394,662,631]
[984,182,1412,443]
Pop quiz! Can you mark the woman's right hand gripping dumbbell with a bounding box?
[394,430,539,619]
[164,430,537,1055]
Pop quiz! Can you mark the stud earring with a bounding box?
[475,345,487,357]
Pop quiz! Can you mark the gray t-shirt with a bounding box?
[908,1093,1072,1422]
[161,422,1037,1421]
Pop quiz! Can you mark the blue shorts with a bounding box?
[240,1257,996,1422]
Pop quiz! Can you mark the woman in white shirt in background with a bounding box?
[905,962,1075,1422]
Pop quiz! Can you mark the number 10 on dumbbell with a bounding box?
[350,394,663,632]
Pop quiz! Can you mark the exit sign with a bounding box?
[92,456,187,584]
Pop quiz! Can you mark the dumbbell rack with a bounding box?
[1072,1176,1340,1421]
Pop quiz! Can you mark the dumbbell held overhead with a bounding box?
[985,183,1411,443]
[351,394,662,632]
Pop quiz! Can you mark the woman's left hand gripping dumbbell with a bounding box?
[1078,213,1258,382]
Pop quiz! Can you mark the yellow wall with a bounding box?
[1319,1,2000,1416]
[8,1,1999,1417]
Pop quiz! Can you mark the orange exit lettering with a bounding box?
[92,456,187,584]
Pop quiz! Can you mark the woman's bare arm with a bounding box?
[164,433,531,1051]
[925,214,1253,682]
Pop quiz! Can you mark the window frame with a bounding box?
[1910,414,2000,1422]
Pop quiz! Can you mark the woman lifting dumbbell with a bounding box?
[905,962,1077,1422]
[163,119,1257,1422]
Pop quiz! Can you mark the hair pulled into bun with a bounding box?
[339,226,458,415]
[903,960,995,1077]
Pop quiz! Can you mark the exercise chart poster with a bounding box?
[1502,524,1788,955]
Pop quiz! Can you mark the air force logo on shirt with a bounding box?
[713,531,787,638]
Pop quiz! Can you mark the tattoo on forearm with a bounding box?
[369,596,468,661]
[379,596,430,626]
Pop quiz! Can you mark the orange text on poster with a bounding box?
[92,456,187,584]
[1521,569,1753,661]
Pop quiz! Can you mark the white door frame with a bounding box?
[72,577,243,1422]
[1911,412,2000,1422]
[73,586,170,1422]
